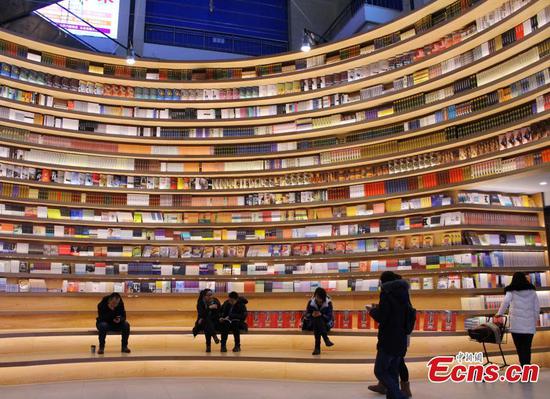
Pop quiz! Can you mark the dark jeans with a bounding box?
[96,320,130,348]
[195,317,220,346]
[512,332,534,366]
[399,358,409,382]
[374,349,407,399]
[219,319,241,347]
[311,316,330,348]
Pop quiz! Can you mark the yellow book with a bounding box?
[232,264,241,275]
[420,196,432,208]
[155,281,163,292]
[177,178,185,190]
[213,230,223,240]
[47,209,62,219]
[255,229,266,240]
[385,198,402,212]
[346,206,358,217]
[28,188,39,199]
[133,213,142,223]
[520,195,531,207]
[214,264,224,275]
[255,281,265,293]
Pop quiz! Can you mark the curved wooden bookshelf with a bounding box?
[0,131,546,192]
[0,224,543,245]
[2,267,548,283]
[0,203,542,229]
[1,32,546,127]
[0,24,546,112]
[0,163,548,213]
[0,1,547,370]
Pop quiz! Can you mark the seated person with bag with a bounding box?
[302,287,335,355]
[96,292,131,355]
[219,291,249,353]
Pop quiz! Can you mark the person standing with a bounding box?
[96,292,131,354]
[496,272,540,366]
[302,287,335,355]
[219,291,248,352]
[192,288,221,352]
[367,271,415,399]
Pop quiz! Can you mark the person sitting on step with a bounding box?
[302,287,334,355]
[96,292,131,355]
[192,288,221,352]
[219,291,249,353]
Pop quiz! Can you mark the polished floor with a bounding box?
[1,372,548,399]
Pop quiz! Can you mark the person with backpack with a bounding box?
[302,287,335,355]
[367,271,415,399]
[219,291,248,352]
[192,288,221,352]
[496,272,540,366]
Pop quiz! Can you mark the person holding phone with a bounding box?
[96,292,131,355]
[192,288,221,352]
[219,291,249,352]
[302,287,335,355]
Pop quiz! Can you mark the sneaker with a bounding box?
[221,345,228,353]
[97,347,105,355]
[312,348,321,355]
[232,345,241,352]
[121,347,131,354]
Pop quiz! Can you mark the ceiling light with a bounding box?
[301,29,312,52]
[539,181,548,186]
[126,44,136,65]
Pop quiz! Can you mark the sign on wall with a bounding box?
[37,0,120,39]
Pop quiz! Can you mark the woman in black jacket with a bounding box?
[192,288,221,352]
[368,271,415,399]
[219,291,249,352]
[302,287,335,355]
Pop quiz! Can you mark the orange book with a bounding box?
[244,281,256,293]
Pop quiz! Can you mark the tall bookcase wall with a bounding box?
[0,0,547,337]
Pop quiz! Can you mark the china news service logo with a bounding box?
[427,352,539,383]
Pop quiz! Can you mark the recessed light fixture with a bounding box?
[539,181,548,186]
[126,41,136,65]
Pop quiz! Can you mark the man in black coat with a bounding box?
[368,272,414,399]
[96,292,131,354]
[219,291,248,352]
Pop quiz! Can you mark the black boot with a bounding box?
[206,344,211,353]
[312,346,321,355]
[213,335,220,344]
[232,345,241,352]
[323,335,334,347]
[221,344,227,352]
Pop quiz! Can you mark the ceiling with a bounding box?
[463,165,550,206]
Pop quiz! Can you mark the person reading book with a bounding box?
[367,271,415,399]
[192,288,221,352]
[219,291,249,352]
[96,292,131,355]
[301,287,334,355]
